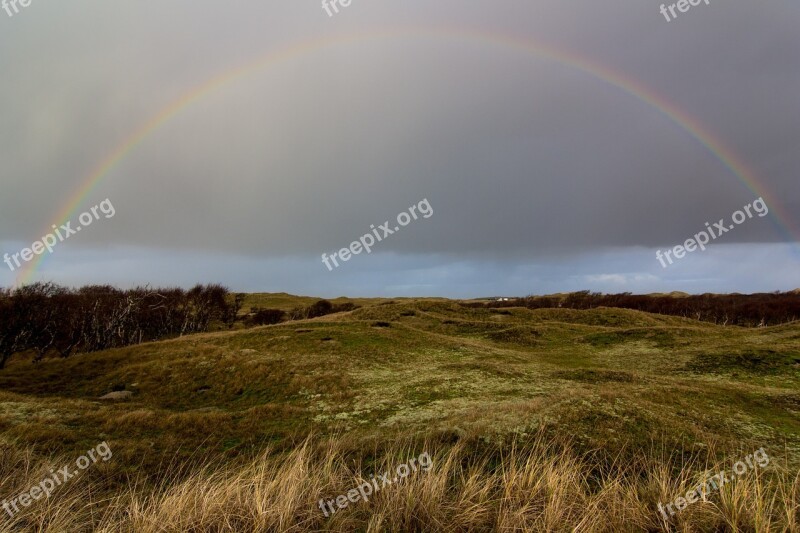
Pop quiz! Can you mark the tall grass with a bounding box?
[0,436,797,532]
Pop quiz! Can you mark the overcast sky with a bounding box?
[1,0,798,297]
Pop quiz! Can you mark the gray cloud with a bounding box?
[1,0,798,294]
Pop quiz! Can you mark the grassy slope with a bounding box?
[240,293,448,312]
[0,297,798,477]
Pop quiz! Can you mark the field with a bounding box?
[0,296,798,531]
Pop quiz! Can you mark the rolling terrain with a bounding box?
[0,296,798,531]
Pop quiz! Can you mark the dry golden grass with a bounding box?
[0,435,797,532]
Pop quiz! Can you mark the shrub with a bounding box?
[307,300,334,318]
[247,308,286,326]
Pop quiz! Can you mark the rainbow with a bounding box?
[16,26,798,285]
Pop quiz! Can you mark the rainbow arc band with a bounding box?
[17,26,797,285]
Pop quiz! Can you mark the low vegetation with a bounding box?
[467,290,800,327]
[0,291,798,531]
[0,435,797,532]
[0,284,364,368]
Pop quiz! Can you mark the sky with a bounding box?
[0,0,798,298]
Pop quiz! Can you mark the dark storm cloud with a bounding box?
[0,0,798,293]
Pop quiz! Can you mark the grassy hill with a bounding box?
[0,296,798,531]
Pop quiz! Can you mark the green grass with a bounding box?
[240,293,447,313]
[1,295,798,478]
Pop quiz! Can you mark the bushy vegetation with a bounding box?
[0,282,243,368]
[466,290,800,327]
[288,300,358,320]
[246,308,287,326]
[0,282,368,369]
[244,300,360,326]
